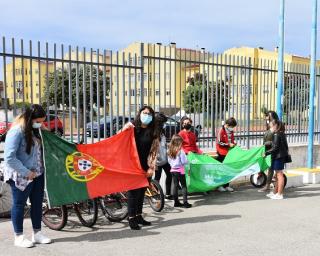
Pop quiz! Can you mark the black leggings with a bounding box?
[127,187,147,218]
[172,172,188,204]
[154,163,172,196]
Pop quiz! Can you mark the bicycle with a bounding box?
[40,198,98,231]
[145,179,164,212]
[250,171,287,189]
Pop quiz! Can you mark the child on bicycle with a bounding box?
[168,135,192,208]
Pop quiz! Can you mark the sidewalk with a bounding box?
[1,184,320,256]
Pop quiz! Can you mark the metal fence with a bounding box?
[0,37,320,150]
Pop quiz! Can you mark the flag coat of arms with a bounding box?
[42,128,148,207]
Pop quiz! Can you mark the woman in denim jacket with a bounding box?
[4,104,52,248]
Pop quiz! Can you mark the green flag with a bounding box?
[185,146,271,193]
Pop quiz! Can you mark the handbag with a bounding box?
[284,154,292,163]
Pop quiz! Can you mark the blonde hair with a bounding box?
[168,135,183,159]
[11,114,26,129]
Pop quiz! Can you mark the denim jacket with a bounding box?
[4,125,39,178]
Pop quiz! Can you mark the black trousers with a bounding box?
[216,154,230,188]
[154,163,172,196]
[172,172,188,204]
[127,187,147,217]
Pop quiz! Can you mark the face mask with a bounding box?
[140,113,153,125]
[184,124,192,130]
[266,120,270,124]
[32,122,42,129]
[227,127,234,132]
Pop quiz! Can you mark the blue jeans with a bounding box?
[8,174,44,235]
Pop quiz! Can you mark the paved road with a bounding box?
[1,184,320,256]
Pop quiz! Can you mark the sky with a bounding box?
[0,0,319,57]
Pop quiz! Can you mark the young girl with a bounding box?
[168,135,192,208]
[264,119,289,200]
[178,117,202,154]
[4,104,52,247]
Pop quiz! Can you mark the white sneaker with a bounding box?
[266,192,275,198]
[225,187,234,192]
[14,235,34,248]
[270,193,284,200]
[218,186,227,192]
[32,232,52,244]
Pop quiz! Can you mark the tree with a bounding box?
[44,65,110,113]
[183,73,229,116]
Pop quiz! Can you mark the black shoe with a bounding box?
[174,201,184,207]
[136,215,151,226]
[128,217,141,230]
[165,195,173,200]
[183,202,192,208]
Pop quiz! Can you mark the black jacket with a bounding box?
[265,131,289,160]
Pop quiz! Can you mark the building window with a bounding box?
[36,82,39,87]
[35,69,39,74]
[125,90,128,96]
[155,89,160,96]
[143,73,148,81]
[155,73,159,81]
[144,88,148,96]
[149,73,152,82]
[130,89,135,96]
[166,90,171,96]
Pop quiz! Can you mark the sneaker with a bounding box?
[225,187,234,192]
[128,217,141,230]
[136,215,151,226]
[270,193,284,200]
[174,201,184,207]
[32,232,52,244]
[266,192,275,198]
[165,195,173,201]
[218,186,227,192]
[258,187,270,192]
[14,235,34,248]
[183,202,192,208]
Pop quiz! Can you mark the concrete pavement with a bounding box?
[1,184,320,256]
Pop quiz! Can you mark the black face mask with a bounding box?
[183,124,192,130]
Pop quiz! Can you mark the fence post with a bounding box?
[307,0,318,168]
[140,43,144,107]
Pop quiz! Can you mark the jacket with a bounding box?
[265,131,289,160]
[4,126,39,177]
[216,126,235,156]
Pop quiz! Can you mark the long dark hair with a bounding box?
[133,106,159,139]
[270,119,285,133]
[266,111,279,129]
[21,104,46,154]
[155,112,168,136]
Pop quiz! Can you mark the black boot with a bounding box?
[174,201,184,207]
[136,215,151,226]
[183,202,192,208]
[128,217,141,230]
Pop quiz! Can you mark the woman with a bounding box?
[121,106,159,230]
[258,111,279,192]
[154,113,172,200]
[178,117,202,154]
[263,119,289,200]
[4,104,52,248]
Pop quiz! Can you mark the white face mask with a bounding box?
[227,127,234,132]
[32,122,42,129]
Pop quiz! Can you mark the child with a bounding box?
[168,135,192,208]
[216,117,237,192]
[178,117,202,154]
[263,119,289,200]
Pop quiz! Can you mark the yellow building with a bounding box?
[5,59,54,105]
[111,42,204,116]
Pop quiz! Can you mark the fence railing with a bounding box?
[0,37,320,149]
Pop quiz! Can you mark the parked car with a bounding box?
[86,116,133,138]
[0,114,64,142]
[163,116,202,141]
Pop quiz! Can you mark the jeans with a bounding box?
[8,174,44,235]
[127,187,147,218]
[154,163,172,196]
[172,172,188,204]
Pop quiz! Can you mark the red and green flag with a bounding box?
[42,128,148,207]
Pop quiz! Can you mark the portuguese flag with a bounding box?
[42,128,148,207]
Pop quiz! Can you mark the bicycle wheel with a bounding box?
[146,179,164,212]
[0,181,12,218]
[74,198,98,227]
[99,192,128,222]
[42,202,68,231]
[250,172,267,188]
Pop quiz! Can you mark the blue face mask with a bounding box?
[140,113,153,125]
